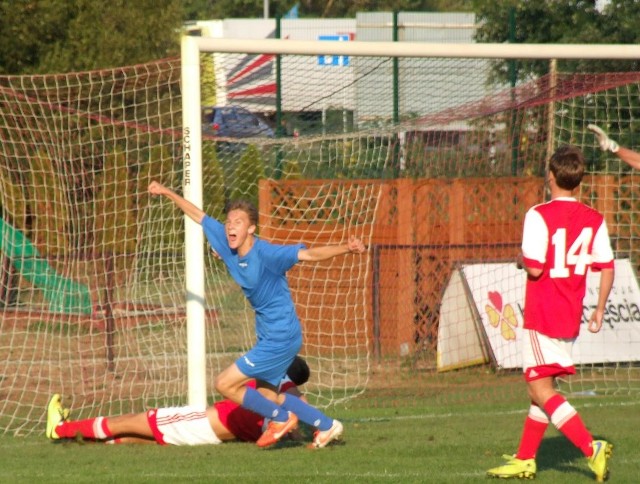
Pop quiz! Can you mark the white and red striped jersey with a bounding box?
[521,197,614,338]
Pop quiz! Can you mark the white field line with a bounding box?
[345,397,640,423]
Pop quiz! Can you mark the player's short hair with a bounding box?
[549,145,585,190]
[286,356,310,386]
[225,200,258,226]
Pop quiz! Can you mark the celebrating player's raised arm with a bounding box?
[148,181,206,224]
[298,235,366,262]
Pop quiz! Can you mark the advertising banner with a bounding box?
[437,259,640,371]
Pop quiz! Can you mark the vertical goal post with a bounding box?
[181,36,207,408]
[181,36,640,406]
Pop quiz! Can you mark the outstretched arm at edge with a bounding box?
[588,124,640,169]
[616,146,640,170]
[148,181,206,225]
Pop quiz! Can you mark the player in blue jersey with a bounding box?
[148,181,366,448]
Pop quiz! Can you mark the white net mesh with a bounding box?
[2,41,640,435]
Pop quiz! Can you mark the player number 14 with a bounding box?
[550,227,593,278]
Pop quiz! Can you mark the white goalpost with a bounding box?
[182,36,208,408]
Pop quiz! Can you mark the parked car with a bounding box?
[202,105,274,139]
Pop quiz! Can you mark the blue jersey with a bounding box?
[202,215,305,343]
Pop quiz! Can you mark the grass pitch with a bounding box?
[1,373,639,483]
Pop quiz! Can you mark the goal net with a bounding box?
[2,37,640,436]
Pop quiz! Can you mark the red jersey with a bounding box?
[521,198,614,338]
[215,379,297,442]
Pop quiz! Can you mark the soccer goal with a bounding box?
[183,34,640,400]
[2,35,640,437]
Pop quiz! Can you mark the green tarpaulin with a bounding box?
[0,218,91,314]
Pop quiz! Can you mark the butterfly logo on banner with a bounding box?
[485,291,518,341]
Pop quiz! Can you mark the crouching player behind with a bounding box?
[46,356,323,447]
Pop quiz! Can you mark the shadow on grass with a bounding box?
[537,434,610,480]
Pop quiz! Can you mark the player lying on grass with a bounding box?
[46,356,318,447]
[588,123,640,169]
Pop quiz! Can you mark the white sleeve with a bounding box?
[592,220,614,264]
[521,208,548,263]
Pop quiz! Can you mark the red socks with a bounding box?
[516,395,595,459]
[55,417,113,440]
[544,394,593,457]
[516,403,549,459]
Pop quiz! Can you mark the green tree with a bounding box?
[48,0,184,72]
[93,150,139,256]
[230,145,265,207]
[0,0,184,74]
[472,0,640,83]
[0,158,29,230]
[183,0,217,21]
[0,0,484,75]
[201,53,217,107]
[208,0,296,19]
[282,157,303,179]
[28,151,71,254]
[135,143,185,274]
[0,0,72,74]
[202,143,226,220]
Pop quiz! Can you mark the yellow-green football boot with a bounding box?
[46,394,68,440]
[587,440,613,482]
[487,454,536,479]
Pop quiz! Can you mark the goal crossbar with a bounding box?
[190,36,640,60]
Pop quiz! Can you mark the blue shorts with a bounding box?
[235,334,303,386]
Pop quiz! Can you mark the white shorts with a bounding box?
[147,406,222,446]
[522,329,576,381]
